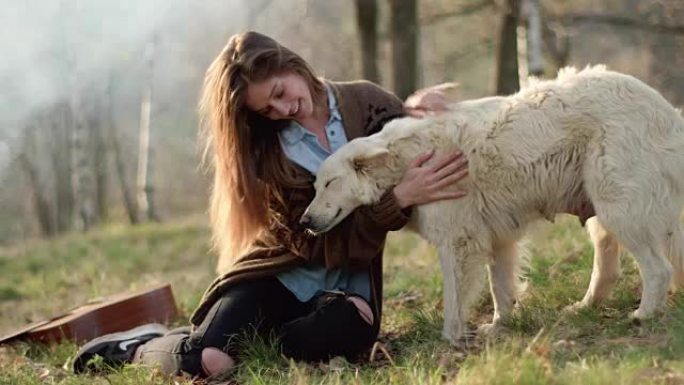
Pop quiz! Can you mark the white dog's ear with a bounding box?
[352,147,390,174]
[436,82,460,102]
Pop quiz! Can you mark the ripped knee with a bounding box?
[200,347,234,377]
[346,296,374,325]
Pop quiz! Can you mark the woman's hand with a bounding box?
[404,82,459,118]
[393,150,469,209]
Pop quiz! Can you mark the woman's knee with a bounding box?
[346,295,374,325]
[279,293,377,361]
[200,347,235,377]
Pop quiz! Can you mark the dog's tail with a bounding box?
[666,224,684,291]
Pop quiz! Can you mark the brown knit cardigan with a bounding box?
[190,80,409,327]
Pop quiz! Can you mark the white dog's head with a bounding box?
[300,137,400,234]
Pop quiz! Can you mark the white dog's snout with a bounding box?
[299,213,312,227]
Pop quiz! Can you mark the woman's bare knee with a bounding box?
[346,296,374,325]
[201,347,234,376]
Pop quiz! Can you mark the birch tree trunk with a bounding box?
[137,37,159,222]
[107,76,140,224]
[51,102,74,233]
[70,89,96,231]
[541,20,570,71]
[355,0,379,83]
[92,112,108,222]
[20,130,56,236]
[112,133,140,225]
[522,0,544,77]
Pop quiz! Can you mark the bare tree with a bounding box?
[355,0,379,83]
[496,0,521,95]
[19,128,56,236]
[90,104,109,222]
[137,36,160,222]
[556,12,684,35]
[522,0,544,77]
[106,76,140,225]
[543,1,684,100]
[390,0,418,99]
[50,102,75,233]
[57,1,96,231]
[70,89,96,231]
[646,1,684,106]
[111,130,140,225]
[421,0,494,25]
[541,19,570,71]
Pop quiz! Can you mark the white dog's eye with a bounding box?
[324,177,337,188]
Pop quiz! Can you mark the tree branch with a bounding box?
[421,0,495,25]
[558,12,684,34]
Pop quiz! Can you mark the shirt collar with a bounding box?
[280,121,308,145]
[280,84,340,145]
[327,84,342,121]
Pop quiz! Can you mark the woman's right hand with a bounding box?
[392,150,469,209]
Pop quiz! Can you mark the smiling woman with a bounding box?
[71,30,469,379]
[244,71,332,151]
[245,72,315,122]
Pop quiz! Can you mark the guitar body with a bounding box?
[0,284,178,344]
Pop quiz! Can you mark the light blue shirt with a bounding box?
[276,85,371,303]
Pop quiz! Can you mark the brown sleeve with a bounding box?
[320,189,410,270]
[358,81,405,136]
[360,188,411,230]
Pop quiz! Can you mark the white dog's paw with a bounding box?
[442,329,461,346]
[442,325,476,347]
[444,330,476,350]
[629,308,650,322]
[562,301,589,314]
[442,320,465,344]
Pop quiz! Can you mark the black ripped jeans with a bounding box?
[136,276,378,377]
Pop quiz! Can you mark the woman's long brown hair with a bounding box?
[199,31,325,270]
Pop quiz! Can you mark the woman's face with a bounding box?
[244,71,314,122]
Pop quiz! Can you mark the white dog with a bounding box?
[301,66,684,344]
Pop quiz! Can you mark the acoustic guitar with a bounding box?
[0,283,178,345]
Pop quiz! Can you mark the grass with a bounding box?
[2,215,684,384]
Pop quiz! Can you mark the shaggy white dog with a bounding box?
[301,66,684,344]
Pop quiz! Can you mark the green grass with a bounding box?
[2,215,684,384]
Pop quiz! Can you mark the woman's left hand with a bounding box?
[404,82,459,118]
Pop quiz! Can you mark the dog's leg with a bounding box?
[667,225,684,291]
[438,237,488,346]
[438,245,466,345]
[629,246,672,319]
[566,217,620,312]
[594,210,672,319]
[479,241,522,335]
